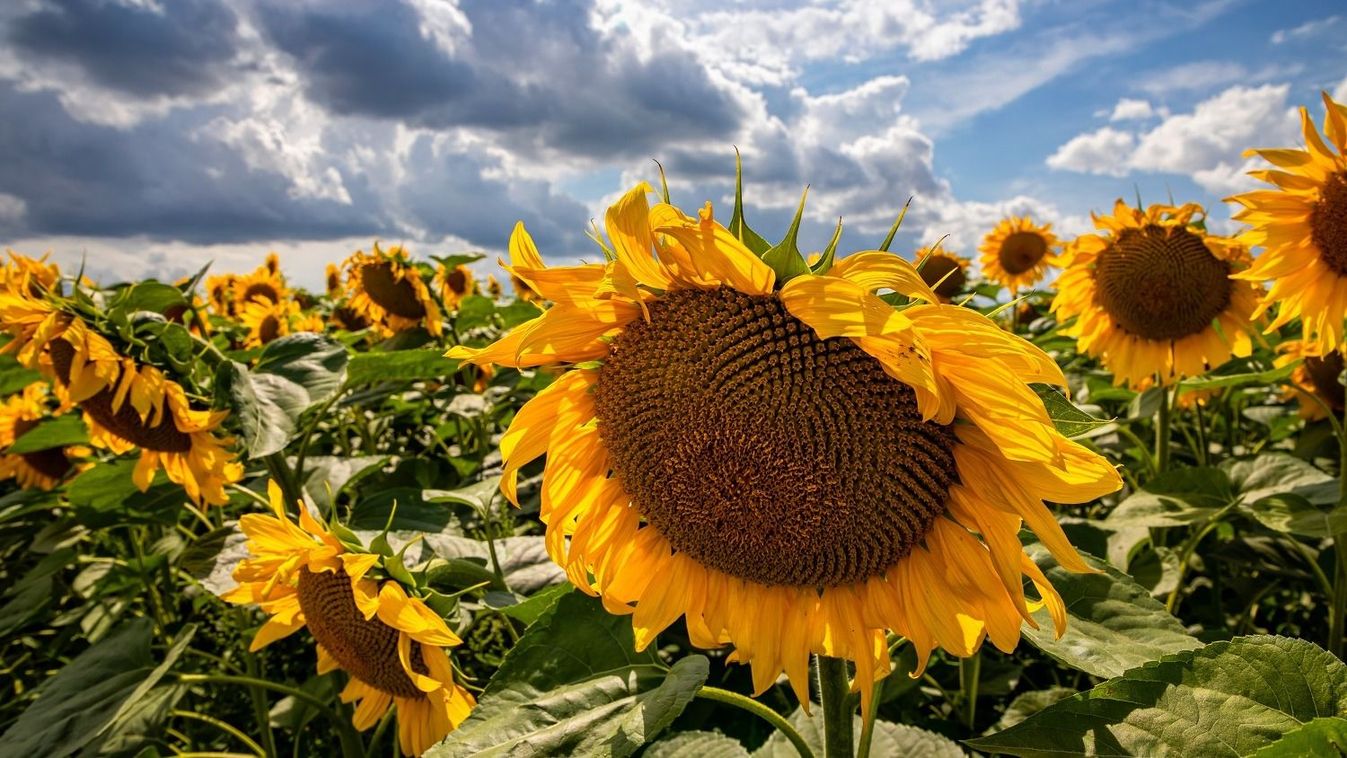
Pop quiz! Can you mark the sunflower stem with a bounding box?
[263,453,307,513]
[960,651,982,731]
[170,709,266,757]
[1154,382,1172,475]
[818,655,854,758]
[695,686,815,758]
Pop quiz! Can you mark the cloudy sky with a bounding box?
[1,0,1343,289]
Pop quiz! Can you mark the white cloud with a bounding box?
[1135,60,1246,97]
[911,194,1091,270]
[0,192,25,224]
[1109,98,1157,121]
[1045,127,1136,176]
[1335,74,1347,103]
[1271,15,1340,44]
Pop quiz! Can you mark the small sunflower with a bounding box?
[486,275,503,300]
[434,264,477,310]
[264,252,282,275]
[0,383,88,490]
[914,247,969,302]
[450,183,1121,710]
[1051,201,1259,389]
[979,217,1060,293]
[325,263,343,298]
[1229,93,1347,355]
[224,482,476,756]
[0,250,60,296]
[343,244,443,336]
[205,274,238,317]
[1277,339,1344,420]
[232,266,289,312]
[239,297,298,349]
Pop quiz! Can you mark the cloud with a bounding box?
[1108,98,1157,121]
[1134,60,1246,97]
[1271,15,1340,44]
[1045,128,1136,176]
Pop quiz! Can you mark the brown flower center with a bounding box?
[1312,171,1347,276]
[49,340,192,453]
[258,314,282,344]
[241,282,281,304]
[1305,350,1346,412]
[446,268,469,296]
[593,287,957,588]
[360,263,426,319]
[333,305,371,331]
[999,231,1049,275]
[920,254,966,298]
[12,417,73,480]
[295,568,426,699]
[1093,225,1232,341]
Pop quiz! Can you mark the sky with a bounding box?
[0,0,1344,290]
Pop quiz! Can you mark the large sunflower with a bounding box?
[343,244,443,336]
[224,482,475,756]
[1051,201,1258,389]
[978,216,1060,293]
[1276,339,1344,421]
[914,247,969,302]
[0,383,87,490]
[1229,93,1347,355]
[450,184,1121,709]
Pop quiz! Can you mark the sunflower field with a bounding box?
[2,94,1347,758]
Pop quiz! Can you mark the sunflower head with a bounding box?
[978,216,1059,293]
[224,482,475,756]
[435,264,477,309]
[232,267,289,311]
[1052,200,1259,389]
[240,297,298,348]
[1229,92,1347,354]
[914,247,968,301]
[205,274,238,316]
[449,181,1121,711]
[486,275,503,300]
[1,251,61,298]
[325,263,343,298]
[1277,339,1345,420]
[0,383,87,489]
[343,244,443,337]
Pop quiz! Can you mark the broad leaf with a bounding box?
[8,414,88,453]
[348,348,459,384]
[986,687,1077,734]
[298,454,387,513]
[216,333,348,458]
[0,548,75,637]
[1104,467,1232,528]
[1224,452,1338,507]
[1021,541,1201,679]
[181,523,250,597]
[753,708,963,757]
[0,354,42,395]
[646,730,750,758]
[1251,716,1347,757]
[1244,493,1347,538]
[966,635,1347,757]
[115,281,189,314]
[426,593,709,757]
[1177,362,1296,392]
[66,460,184,527]
[1034,385,1114,438]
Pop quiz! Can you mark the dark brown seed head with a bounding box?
[49,339,192,453]
[360,262,426,319]
[1312,171,1347,276]
[1305,350,1346,412]
[999,231,1049,275]
[1093,225,1232,341]
[920,254,966,298]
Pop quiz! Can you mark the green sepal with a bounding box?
[760,185,813,284]
[383,543,418,588]
[810,216,844,275]
[878,197,913,252]
[327,517,367,554]
[418,587,461,619]
[727,148,771,255]
[653,159,672,205]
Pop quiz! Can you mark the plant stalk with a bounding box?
[695,686,815,758]
[817,655,854,758]
[1154,383,1172,475]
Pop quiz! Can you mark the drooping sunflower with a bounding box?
[914,247,969,302]
[0,383,88,490]
[343,244,443,336]
[0,250,60,296]
[224,481,476,756]
[1229,93,1347,355]
[1051,201,1259,389]
[450,183,1121,708]
[434,264,477,310]
[979,216,1060,293]
[232,266,289,313]
[0,267,242,505]
[1276,339,1344,420]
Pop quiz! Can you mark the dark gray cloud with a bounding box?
[8,0,240,97]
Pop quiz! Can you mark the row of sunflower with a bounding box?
[0,94,1346,758]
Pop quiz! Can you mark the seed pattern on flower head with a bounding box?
[998,232,1049,275]
[49,340,192,453]
[1312,171,1347,275]
[1094,225,1233,341]
[361,262,427,319]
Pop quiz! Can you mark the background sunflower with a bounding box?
[978,216,1059,293]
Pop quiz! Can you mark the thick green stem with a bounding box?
[695,686,815,758]
[263,454,306,512]
[960,652,982,731]
[855,678,881,758]
[818,656,854,758]
[1154,383,1172,475]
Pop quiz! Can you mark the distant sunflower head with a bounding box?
[1229,92,1347,354]
[264,252,282,275]
[233,267,289,311]
[0,384,87,490]
[224,482,476,756]
[509,273,540,304]
[240,297,298,348]
[343,244,443,337]
[205,274,237,316]
[325,263,343,298]
[449,183,1121,708]
[1051,200,1258,389]
[0,251,60,298]
[486,275,503,300]
[979,217,1059,293]
[434,264,476,309]
[914,247,968,301]
[1277,339,1345,420]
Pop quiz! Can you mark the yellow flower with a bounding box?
[486,275,503,300]
[238,297,320,349]
[264,252,282,275]
[325,263,343,298]
[1277,339,1344,420]
[224,482,476,756]
[914,247,968,302]
[1051,201,1259,389]
[205,274,238,317]
[434,264,477,310]
[1229,92,1347,355]
[0,383,88,490]
[232,266,289,313]
[508,270,541,304]
[342,244,443,337]
[449,183,1121,713]
[978,216,1060,293]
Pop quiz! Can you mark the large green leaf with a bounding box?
[426,593,708,757]
[966,635,1347,757]
[1020,541,1200,679]
[1244,493,1347,538]
[65,459,184,527]
[1033,385,1115,438]
[1251,716,1347,757]
[347,348,459,384]
[297,454,387,513]
[0,548,75,637]
[646,731,750,758]
[753,708,963,757]
[215,333,348,458]
[7,414,88,453]
[1224,452,1339,507]
[0,354,42,395]
[1103,467,1232,528]
[0,619,194,756]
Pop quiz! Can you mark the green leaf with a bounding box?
[1033,384,1115,438]
[254,332,348,405]
[347,349,459,385]
[180,524,251,597]
[986,687,1077,734]
[425,476,503,513]
[497,300,542,329]
[115,281,189,314]
[298,455,387,513]
[350,487,452,532]
[1225,452,1338,507]
[455,295,497,329]
[423,535,565,594]
[430,253,487,269]
[0,354,43,395]
[753,709,963,757]
[728,148,771,256]
[7,414,88,453]
[1020,541,1201,679]
[216,334,348,458]
[66,459,184,527]
[426,593,709,757]
[1245,493,1347,538]
[809,216,844,276]
[1177,362,1296,392]
[645,731,750,758]
[965,635,1347,758]
[760,187,813,284]
[0,548,75,637]
[1251,716,1347,757]
[877,197,913,252]
[0,619,194,756]
[1104,467,1233,528]
[496,583,574,625]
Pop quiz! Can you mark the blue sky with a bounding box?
[0,0,1343,289]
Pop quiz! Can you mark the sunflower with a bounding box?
[264,252,282,275]
[325,263,343,298]
[435,264,477,310]
[239,297,299,348]
[232,266,289,312]
[914,247,969,302]
[486,275,503,300]
[205,274,238,317]
[1276,339,1344,420]
[0,250,60,296]
[979,217,1060,293]
[224,481,476,756]
[1228,93,1347,355]
[1051,201,1258,389]
[449,183,1121,709]
[343,244,443,336]
[0,383,88,490]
